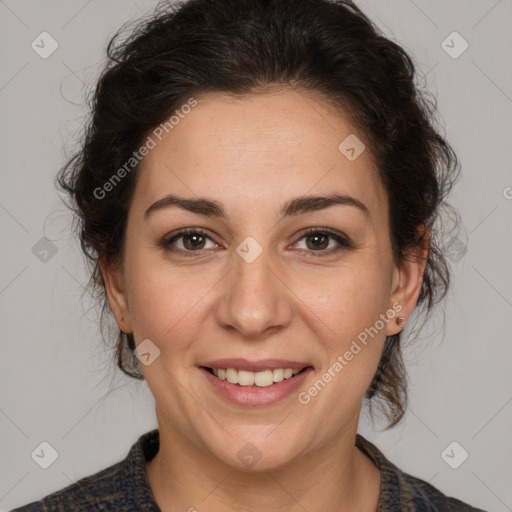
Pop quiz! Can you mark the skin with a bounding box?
[101,88,428,511]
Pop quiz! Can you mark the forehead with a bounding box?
[134,89,387,222]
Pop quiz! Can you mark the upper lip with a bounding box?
[201,358,312,372]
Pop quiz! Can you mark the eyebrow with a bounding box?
[144,192,370,220]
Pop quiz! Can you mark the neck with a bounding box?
[146,416,381,511]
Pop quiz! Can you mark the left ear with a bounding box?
[386,226,429,336]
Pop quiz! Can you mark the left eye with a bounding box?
[297,231,350,252]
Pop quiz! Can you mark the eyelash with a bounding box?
[160,227,353,258]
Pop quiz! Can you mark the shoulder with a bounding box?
[355,434,489,512]
[11,460,127,511]
[10,429,160,511]
[387,466,487,511]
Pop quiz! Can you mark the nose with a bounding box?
[214,245,293,339]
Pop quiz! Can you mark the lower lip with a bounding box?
[201,367,313,406]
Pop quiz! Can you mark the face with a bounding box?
[102,89,425,471]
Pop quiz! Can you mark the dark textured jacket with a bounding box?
[11,429,488,511]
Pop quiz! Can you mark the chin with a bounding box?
[204,429,306,473]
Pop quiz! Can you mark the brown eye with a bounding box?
[182,233,207,250]
[162,229,218,255]
[293,228,353,255]
[304,233,330,250]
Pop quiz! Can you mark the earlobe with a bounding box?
[99,259,132,333]
[387,229,429,336]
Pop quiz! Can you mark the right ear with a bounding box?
[99,258,132,333]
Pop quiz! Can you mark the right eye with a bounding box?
[160,228,220,255]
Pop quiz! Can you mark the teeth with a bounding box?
[273,368,284,383]
[226,368,238,384]
[238,370,255,386]
[211,367,303,387]
[255,370,273,387]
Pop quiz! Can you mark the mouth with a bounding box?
[199,359,314,406]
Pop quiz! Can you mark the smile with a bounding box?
[200,361,314,406]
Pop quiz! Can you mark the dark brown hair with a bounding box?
[57,0,460,427]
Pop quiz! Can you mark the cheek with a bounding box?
[124,254,213,346]
[291,261,391,393]
[296,276,389,425]
[296,260,392,339]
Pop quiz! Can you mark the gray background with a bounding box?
[0,0,511,510]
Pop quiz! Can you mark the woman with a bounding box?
[13,0,487,510]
